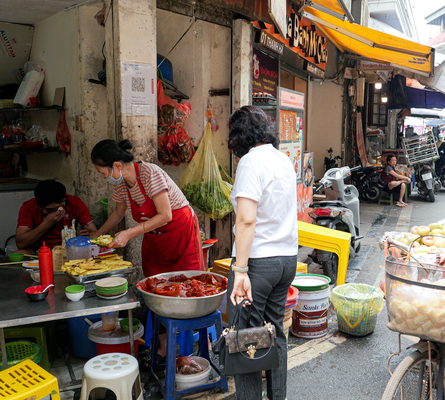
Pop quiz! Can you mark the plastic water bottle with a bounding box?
[39,242,54,286]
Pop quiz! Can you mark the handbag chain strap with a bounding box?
[233,299,276,361]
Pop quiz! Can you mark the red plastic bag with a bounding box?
[176,357,203,375]
[157,80,191,126]
[165,130,181,167]
[158,127,172,165]
[56,109,71,158]
[175,127,195,163]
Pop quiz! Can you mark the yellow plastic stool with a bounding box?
[0,359,60,399]
[298,221,351,286]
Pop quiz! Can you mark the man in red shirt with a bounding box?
[16,180,97,254]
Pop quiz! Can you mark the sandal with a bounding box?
[396,202,408,207]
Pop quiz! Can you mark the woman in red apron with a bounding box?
[91,139,206,363]
[91,139,205,275]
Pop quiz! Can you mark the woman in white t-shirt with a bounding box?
[227,106,298,400]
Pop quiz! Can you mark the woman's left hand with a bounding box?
[230,272,253,306]
[108,230,131,248]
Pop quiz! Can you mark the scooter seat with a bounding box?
[311,200,347,208]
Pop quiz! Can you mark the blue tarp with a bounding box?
[406,87,445,109]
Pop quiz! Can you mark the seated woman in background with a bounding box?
[381,154,411,207]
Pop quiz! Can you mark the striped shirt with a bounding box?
[112,162,188,210]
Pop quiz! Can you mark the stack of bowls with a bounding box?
[95,277,128,299]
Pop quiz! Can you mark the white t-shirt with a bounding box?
[231,144,299,258]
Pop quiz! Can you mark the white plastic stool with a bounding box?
[80,353,143,400]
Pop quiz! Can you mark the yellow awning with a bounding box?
[301,6,434,76]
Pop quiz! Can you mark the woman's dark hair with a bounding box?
[228,105,279,158]
[34,180,66,207]
[386,154,396,163]
[91,139,134,168]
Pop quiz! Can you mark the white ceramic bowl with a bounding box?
[65,288,85,301]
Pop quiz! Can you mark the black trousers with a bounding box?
[228,255,297,400]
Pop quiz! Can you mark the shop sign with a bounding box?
[253,13,328,70]
[259,30,284,55]
[290,14,328,65]
[268,0,287,39]
[280,88,304,109]
[304,61,325,78]
[252,48,279,96]
[359,60,392,71]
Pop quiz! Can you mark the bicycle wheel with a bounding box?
[382,350,440,400]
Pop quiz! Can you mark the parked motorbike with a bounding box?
[324,147,342,172]
[350,166,384,202]
[414,163,440,202]
[309,166,363,283]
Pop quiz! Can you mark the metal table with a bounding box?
[0,267,141,373]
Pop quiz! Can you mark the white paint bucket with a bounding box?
[292,286,330,338]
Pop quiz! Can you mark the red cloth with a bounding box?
[381,164,397,185]
[127,163,205,277]
[17,194,93,251]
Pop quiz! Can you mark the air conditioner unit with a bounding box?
[356,77,365,107]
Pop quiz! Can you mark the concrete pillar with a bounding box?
[105,0,157,281]
[232,19,253,110]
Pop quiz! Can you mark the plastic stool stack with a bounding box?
[0,359,61,399]
[80,353,142,400]
[151,310,228,400]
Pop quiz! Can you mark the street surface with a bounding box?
[218,190,445,400]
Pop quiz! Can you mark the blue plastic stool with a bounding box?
[150,310,228,400]
[176,325,217,357]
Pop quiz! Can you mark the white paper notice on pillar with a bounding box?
[121,63,155,115]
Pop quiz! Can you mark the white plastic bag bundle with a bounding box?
[13,61,46,107]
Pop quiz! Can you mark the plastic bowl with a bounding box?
[119,318,140,333]
[25,286,49,302]
[175,356,210,390]
[9,253,24,262]
[65,285,85,301]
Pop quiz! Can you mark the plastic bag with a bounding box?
[157,80,191,126]
[158,127,172,165]
[26,125,43,142]
[175,127,195,163]
[179,123,233,220]
[331,283,384,329]
[56,109,71,158]
[176,357,203,375]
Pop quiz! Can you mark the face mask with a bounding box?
[106,169,123,185]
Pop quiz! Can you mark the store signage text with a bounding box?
[280,89,304,109]
[252,48,279,96]
[0,30,16,58]
[259,30,284,55]
[287,13,327,65]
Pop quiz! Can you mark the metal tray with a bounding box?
[65,267,136,284]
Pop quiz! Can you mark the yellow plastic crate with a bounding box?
[297,262,307,274]
[0,359,60,399]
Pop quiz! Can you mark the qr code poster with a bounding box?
[121,63,155,115]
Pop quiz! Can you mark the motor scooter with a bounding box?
[350,166,384,202]
[324,147,342,172]
[309,166,363,283]
[414,163,440,202]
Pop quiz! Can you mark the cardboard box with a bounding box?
[0,22,34,86]
[52,245,67,272]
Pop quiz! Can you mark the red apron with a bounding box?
[127,163,205,277]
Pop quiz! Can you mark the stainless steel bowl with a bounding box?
[136,271,227,319]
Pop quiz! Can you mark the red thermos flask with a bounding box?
[39,242,54,286]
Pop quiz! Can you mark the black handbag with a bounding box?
[212,300,279,376]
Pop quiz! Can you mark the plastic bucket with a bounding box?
[67,314,102,358]
[88,320,144,357]
[175,356,210,391]
[292,285,331,339]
